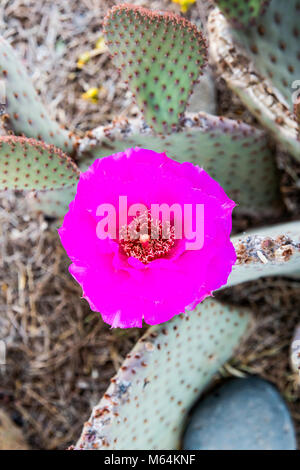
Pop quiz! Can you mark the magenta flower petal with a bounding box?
[59,148,236,328]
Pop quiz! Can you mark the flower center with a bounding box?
[119,211,175,264]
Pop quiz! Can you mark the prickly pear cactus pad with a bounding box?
[26,156,94,218]
[79,113,281,214]
[227,221,300,287]
[75,299,252,450]
[0,136,79,190]
[0,36,75,154]
[208,7,300,160]
[103,5,207,133]
[230,0,300,110]
[27,186,77,218]
[213,0,270,29]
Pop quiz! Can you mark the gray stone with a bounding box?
[183,377,297,450]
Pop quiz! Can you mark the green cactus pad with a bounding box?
[0,36,75,154]
[103,5,207,133]
[230,0,300,110]
[0,136,79,191]
[26,157,94,218]
[227,221,300,287]
[208,8,300,160]
[79,113,281,214]
[75,298,252,450]
[213,0,270,29]
[27,186,77,218]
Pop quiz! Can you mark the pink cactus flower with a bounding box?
[59,148,236,328]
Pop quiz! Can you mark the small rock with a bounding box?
[183,377,296,450]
